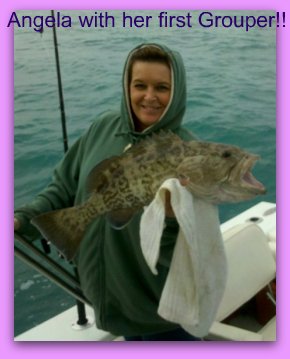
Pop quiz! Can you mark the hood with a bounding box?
[120,43,187,138]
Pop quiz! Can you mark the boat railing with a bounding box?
[14,231,91,325]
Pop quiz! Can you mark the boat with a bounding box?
[14,200,276,341]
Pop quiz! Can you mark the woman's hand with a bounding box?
[164,178,188,218]
[164,190,175,218]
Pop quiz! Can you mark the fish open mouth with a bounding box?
[240,155,266,194]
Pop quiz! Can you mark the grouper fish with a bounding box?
[31,131,266,260]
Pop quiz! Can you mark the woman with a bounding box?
[14,43,200,341]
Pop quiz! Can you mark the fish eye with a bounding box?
[222,150,232,158]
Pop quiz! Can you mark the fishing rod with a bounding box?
[51,9,69,153]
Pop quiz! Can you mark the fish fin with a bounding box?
[86,156,121,194]
[107,209,136,229]
[151,129,181,142]
[31,208,85,261]
[125,131,182,157]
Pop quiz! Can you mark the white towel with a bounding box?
[140,178,228,337]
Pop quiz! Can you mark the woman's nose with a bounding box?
[144,87,156,100]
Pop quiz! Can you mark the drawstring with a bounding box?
[115,130,151,149]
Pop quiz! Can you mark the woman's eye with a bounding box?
[157,85,169,91]
[134,84,145,89]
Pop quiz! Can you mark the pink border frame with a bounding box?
[1,1,289,357]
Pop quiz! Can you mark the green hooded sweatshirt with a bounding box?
[15,43,196,336]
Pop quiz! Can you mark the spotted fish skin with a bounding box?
[31,131,266,260]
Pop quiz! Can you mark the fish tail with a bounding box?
[31,207,86,261]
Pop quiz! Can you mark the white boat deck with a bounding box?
[15,201,276,342]
[15,305,115,341]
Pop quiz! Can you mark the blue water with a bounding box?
[14,10,276,336]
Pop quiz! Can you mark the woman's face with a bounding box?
[129,61,171,132]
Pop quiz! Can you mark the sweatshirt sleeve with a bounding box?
[14,132,86,241]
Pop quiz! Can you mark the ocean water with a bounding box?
[14,10,276,336]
